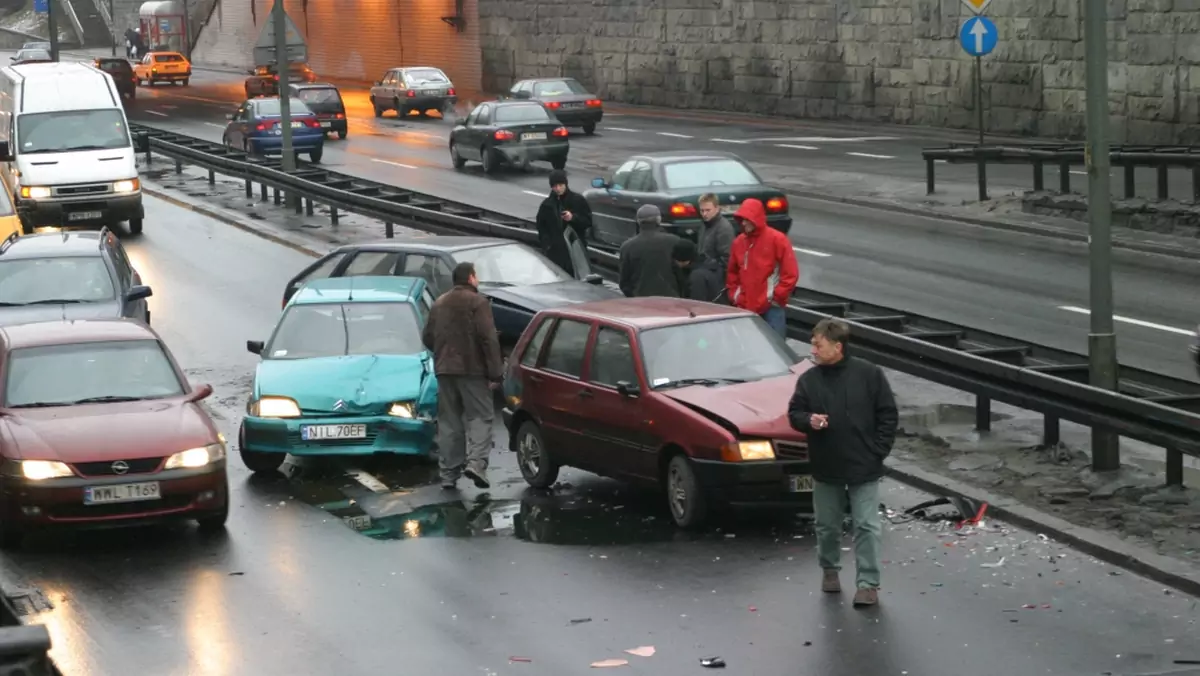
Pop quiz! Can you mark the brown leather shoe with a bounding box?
[821,569,841,593]
[852,588,879,606]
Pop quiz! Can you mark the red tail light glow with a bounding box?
[494,130,515,141]
[448,88,456,96]
[255,122,272,131]
[765,197,788,212]
[551,127,569,138]
[335,112,345,119]
[545,101,561,109]
[669,202,698,218]
[406,90,416,97]
[273,75,279,81]
[304,118,320,128]
[586,99,602,107]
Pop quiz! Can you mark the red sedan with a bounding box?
[501,297,812,528]
[0,319,228,549]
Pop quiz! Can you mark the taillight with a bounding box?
[494,130,515,141]
[551,127,568,138]
[304,118,320,128]
[669,202,698,218]
[255,122,269,131]
[545,101,561,109]
[406,90,416,97]
[273,75,279,81]
[448,88,456,96]
[765,197,788,212]
[335,112,345,119]
[586,99,602,107]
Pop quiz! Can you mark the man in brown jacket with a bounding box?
[421,262,504,489]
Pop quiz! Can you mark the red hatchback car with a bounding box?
[501,298,813,527]
[0,319,228,549]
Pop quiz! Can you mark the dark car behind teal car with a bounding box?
[239,276,437,473]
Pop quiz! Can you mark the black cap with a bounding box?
[549,170,568,187]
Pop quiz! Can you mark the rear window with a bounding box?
[0,256,114,304]
[255,98,313,116]
[495,104,551,123]
[663,159,761,190]
[405,68,448,84]
[97,60,132,74]
[297,88,341,105]
[154,53,185,62]
[5,339,184,407]
[532,79,589,97]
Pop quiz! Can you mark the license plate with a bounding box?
[521,132,546,141]
[562,102,584,109]
[291,121,304,128]
[320,120,332,127]
[720,204,739,215]
[301,424,367,440]
[68,210,102,221]
[84,481,161,505]
[343,515,372,531]
[788,475,815,492]
[423,89,440,96]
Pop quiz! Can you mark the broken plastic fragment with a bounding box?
[624,646,655,657]
[590,659,629,668]
[700,656,726,668]
[980,557,1006,568]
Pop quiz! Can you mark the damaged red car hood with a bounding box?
[660,362,812,438]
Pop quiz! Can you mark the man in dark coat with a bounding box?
[421,262,504,490]
[535,169,592,277]
[787,318,898,608]
[618,205,682,298]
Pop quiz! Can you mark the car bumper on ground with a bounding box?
[18,192,143,229]
[0,464,228,528]
[241,414,437,457]
[316,117,348,134]
[250,135,325,154]
[495,140,569,164]
[690,458,815,510]
[552,109,603,126]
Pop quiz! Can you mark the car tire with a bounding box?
[393,97,402,116]
[481,146,498,174]
[337,130,347,140]
[239,424,285,473]
[583,123,596,135]
[196,500,228,533]
[450,142,465,169]
[550,157,567,170]
[665,454,708,529]
[515,420,559,489]
[371,97,381,117]
[309,148,323,163]
[128,218,143,236]
[181,78,189,87]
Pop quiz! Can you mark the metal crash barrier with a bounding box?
[0,594,58,675]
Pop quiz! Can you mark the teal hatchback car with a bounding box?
[240,276,437,473]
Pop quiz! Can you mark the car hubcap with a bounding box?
[518,432,541,475]
[668,464,687,517]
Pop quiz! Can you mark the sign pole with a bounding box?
[109,0,116,56]
[272,0,295,174]
[975,54,986,201]
[47,0,59,62]
[1083,0,1119,471]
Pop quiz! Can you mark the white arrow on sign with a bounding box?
[961,0,993,14]
[970,18,988,54]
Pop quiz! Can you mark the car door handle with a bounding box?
[578,389,594,399]
[529,374,543,384]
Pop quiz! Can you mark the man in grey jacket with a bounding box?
[619,205,682,298]
[692,193,735,303]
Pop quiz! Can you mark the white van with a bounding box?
[0,61,143,235]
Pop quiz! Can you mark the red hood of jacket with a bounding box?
[732,198,768,234]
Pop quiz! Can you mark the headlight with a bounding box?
[389,402,415,418]
[113,178,140,193]
[250,396,301,418]
[165,442,226,470]
[720,440,775,462]
[19,186,50,199]
[21,460,74,480]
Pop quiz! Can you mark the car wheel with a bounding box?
[181,78,189,87]
[196,499,228,533]
[309,147,323,163]
[449,142,465,169]
[370,97,381,117]
[239,424,285,473]
[665,454,708,529]
[337,130,347,140]
[583,123,596,135]
[481,145,498,174]
[551,157,567,170]
[515,420,559,489]
[127,218,143,236]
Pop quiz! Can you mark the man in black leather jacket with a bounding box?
[535,170,592,276]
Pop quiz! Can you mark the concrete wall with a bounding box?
[477,0,1200,144]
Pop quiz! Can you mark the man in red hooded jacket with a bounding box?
[726,198,798,337]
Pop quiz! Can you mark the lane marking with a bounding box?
[793,247,832,258]
[370,158,417,169]
[346,468,390,493]
[146,110,168,117]
[657,132,693,139]
[605,127,639,132]
[1057,306,1192,336]
[522,190,545,198]
[847,152,895,160]
[776,144,819,151]
[203,122,224,128]
[1069,170,1087,175]
[711,138,749,144]
[756,136,900,143]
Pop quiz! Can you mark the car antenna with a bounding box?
[347,276,354,302]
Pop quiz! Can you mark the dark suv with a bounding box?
[0,228,152,326]
[288,83,347,139]
[93,57,137,101]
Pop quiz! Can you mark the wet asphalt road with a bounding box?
[0,197,1197,674]
[105,65,1200,379]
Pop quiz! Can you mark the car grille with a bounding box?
[52,183,112,198]
[50,494,194,520]
[73,457,164,477]
[288,429,379,447]
[774,440,809,461]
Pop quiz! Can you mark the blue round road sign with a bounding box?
[959,16,998,57]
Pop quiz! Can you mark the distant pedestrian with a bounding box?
[618,204,682,298]
[535,169,592,277]
[421,261,504,490]
[726,198,797,337]
[787,318,898,607]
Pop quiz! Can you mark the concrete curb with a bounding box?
[885,459,1200,598]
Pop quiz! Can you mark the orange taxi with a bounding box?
[133,51,191,86]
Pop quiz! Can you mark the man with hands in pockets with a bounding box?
[788,318,898,607]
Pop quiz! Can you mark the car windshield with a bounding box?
[495,105,551,123]
[663,159,761,190]
[22,43,49,50]
[405,68,448,84]
[5,339,184,407]
[97,60,132,74]
[17,109,130,154]
[453,243,570,287]
[255,98,313,116]
[0,257,114,304]
[266,302,423,359]
[533,79,589,96]
[640,316,799,388]
[297,88,340,104]
[154,53,185,62]
[16,50,49,61]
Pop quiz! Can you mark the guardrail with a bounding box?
[922,143,1200,203]
[0,594,58,676]
[129,124,1200,487]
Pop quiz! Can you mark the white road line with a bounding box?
[1069,170,1087,175]
[757,136,899,143]
[847,152,895,160]
[203,122,224,128]
[793,247,832,258]
[346,469,390,493]
[711,138,749,144]
[1057,306,1193,336]
[776,144,819,151]
[146,110,168,117]
[657,132,693,139]
[370,158,417,169]
[605,127,639,132]
[522,190,545,198]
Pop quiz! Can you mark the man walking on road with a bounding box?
[619,205,682,298]
[787,318,898,607]
[421,262,504,490]
[726,198,798,337]
[535,170,592,277]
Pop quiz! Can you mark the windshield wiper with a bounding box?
[477,281,515,288]
[71,395,143,404]
[23,299,86,305]
[8,401,72,408]
[656,377,747,389]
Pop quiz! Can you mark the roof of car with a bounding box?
[150,51,186,57]
[333,236,511,254]
[0,319,158,350]
[0,231,108,260]
[291,275,425,305]
[522,77,582,83]
[553,297,753,330]
[629,151,744,164]
[291,82,338,90]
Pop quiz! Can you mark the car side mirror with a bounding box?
[0,141,11,162]
[616,380,639,398]
[247,340,264,355]
[591,177,607,189]
[584,273,603,285]
[124,284,152,302]
[186,383,214,402]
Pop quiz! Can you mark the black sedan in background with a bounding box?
[583,151,794,249]
[507,77,604,135]
[450,101,570,174]
[94,57,137,101]
[280,237,619,352]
